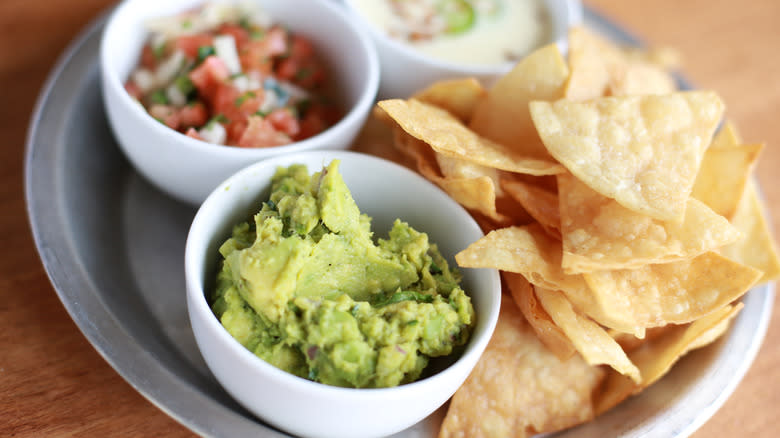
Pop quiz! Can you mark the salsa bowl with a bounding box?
[184,150,502,437]
[101,0,379,205]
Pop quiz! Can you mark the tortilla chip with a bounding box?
[469,44,569,161]
[565,27,678,100]
[535,287,641,383]
[595,303,743,415]
[378,99,566,175]
[557,172,742,273]
[691,143,763,219]
[564,27,615,101]
[581,251,761,333]
[456,223,589,295]
[530,91,724,221]
[440,297,605,438]
[710,120,742,149]
[720,180,780,282]
[608,61,677,96]
[412,77,486,123]
[620,46,682,70]
[505,272,575,360]
[501,178,560,239]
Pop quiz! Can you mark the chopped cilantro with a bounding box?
[235,91,256,107]
[196,45,216,63]
[152,42,167,60]
[150,89,169,105]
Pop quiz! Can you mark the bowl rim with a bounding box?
[341,0,582,75]
[99,0,380,157]
[184,150,502,399]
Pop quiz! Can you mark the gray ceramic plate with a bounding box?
[25,6,774,438]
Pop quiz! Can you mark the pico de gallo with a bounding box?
[124,2,342,148]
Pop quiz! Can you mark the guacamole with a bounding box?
[210,160,475,388]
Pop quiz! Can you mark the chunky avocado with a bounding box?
[211,160,474,388]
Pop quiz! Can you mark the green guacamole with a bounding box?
[210,160,475,388]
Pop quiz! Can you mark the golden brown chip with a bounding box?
[469,44,569,161]
[535,287,641,383]
[720,180,780,282]
[412,77,486,123]
[501,178,560,239]
[691,143,763,219]
[564,27,615,101]
[456,223,589,295]
[530,91,724,221]
[595,303,743,415]
[608,61,677,96]
[581,251,761,333]
[620,46,683,70]
[565,27,678,100]
[505,272,575,360]
[378,98,566,175]
[710,120,742,149]
[557,172,742,273]
[440,297,605,438]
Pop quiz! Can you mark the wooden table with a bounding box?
[2,0,778,436]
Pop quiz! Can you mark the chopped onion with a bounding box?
[214,34,242,75]
[165,83,187,106]
[198,121,227,144]
[258,89,278,114]
[132,68,157,93]
[155,50,186,85]
[278,81,310,102]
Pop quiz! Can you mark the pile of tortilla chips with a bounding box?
[375,27,780,438]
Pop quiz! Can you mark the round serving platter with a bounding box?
[25,5,774,438]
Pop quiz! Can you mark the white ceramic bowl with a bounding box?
[343,0,582,99]
[185,150,501,438]
[100,0,379,205]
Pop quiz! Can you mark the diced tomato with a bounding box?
[149,104,181,130]
[178,101,209,128]
[189,56,230,100]
[211,83,243,121]
[237,116,292,148]
[239,26,288,74]
[288,35,314,59]
[276,57,326,89]
[185,127,203,140]
[295,104,339,140]
[267,108,300,137]
[174,34,214,60]
[226,120,248,145]
[217,24,250,50]
[124,81,143,100]
[140,44,159,70]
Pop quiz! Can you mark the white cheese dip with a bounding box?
[352,0,552,66]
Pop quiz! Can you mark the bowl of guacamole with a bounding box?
[185,150,500,438]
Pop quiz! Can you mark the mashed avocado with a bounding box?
[210,160,475,388]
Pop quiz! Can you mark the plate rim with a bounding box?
[23,5,776,438]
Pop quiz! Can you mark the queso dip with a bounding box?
[351,0,552,65]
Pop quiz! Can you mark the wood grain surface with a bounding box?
[2,0,778,436]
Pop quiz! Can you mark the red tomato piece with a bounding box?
[178,101,209,128]
[149,104,181,130]
[189,56,230,100]
[140,44,158,70]
[174,34,214,60]
[239,26,288,74]
[124,81,143,100]
[267,108,300,137]
[185,127,203,140]
[217,24,250,50]
[288,35,314,58]
[237,116,292,148]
